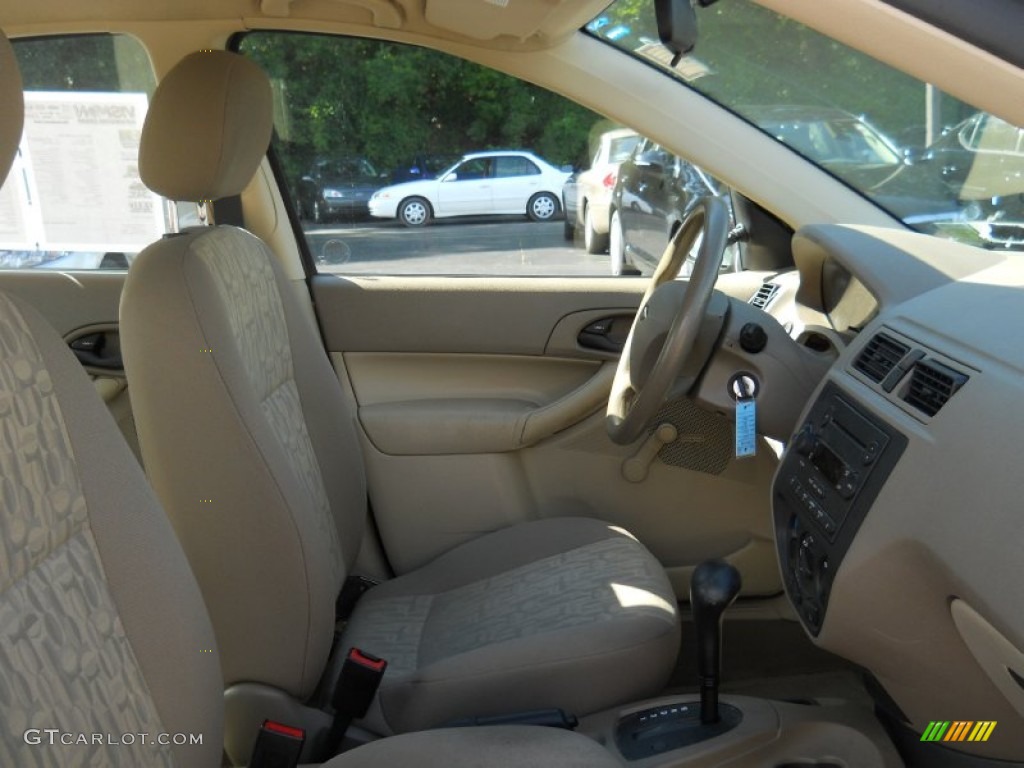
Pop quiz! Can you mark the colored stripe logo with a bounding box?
[921,721,997,743]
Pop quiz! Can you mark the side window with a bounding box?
[628,139,649,162]
[452,158,491,181]
[494,156,541,178]
[239,32,628,276]
[649,144,672,166]
[0,35,190,271]
[608,135,640,164]
[240,32,739,277]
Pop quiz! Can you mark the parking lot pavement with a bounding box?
[302,216,610,276]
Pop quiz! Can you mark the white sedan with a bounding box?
[369,150,570,227]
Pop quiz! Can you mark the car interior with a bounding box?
[1,1,1022,767]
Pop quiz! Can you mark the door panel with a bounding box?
[0,270,141,461]
[314,275,647,354]
[491,155,542,212]
[490,176,536,213]
[437,177,492,215]
[0,271,125,335]
[313,273,783,598]
[345,353,606,455]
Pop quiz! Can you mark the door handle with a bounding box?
[69,330,123,371]
[577,314,634,353]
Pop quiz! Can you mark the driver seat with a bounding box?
[119,50,680,749]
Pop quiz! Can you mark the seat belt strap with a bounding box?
[335,574,378,622]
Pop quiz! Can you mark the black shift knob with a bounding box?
[690,559,742,724]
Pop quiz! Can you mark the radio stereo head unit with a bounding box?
[773,382,907,634]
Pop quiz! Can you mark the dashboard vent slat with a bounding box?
[902,360,968,417]
[750,282,779,309]
[854,333,910,383]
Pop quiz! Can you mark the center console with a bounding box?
[773,382,906,634]
[573,383,909,767]
[615,701,743,760]
[581,693,901,767]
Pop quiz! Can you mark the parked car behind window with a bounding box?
[241,32,614,276]
[609,139,736,276]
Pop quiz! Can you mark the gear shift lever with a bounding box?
[690,559,742,725]
[613,560,743,759]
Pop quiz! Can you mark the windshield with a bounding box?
[587,0,1024,250]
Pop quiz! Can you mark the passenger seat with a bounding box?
[119,49,680,756]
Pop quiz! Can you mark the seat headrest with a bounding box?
[0,29,24,183]
[139,50,273,202]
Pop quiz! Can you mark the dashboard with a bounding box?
[819,259,876,334]
[770,224,1024,759]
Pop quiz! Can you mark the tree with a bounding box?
[14,35,152,92]
[240,32,601,186]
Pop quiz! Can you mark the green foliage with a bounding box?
[594,0,974,148]
[13,34,154,93]
[15,35,120,91]
[693,2,931,142]
[241,33,601,186]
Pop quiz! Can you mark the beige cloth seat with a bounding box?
[0,31,221,767]
[0,29,621,768]
[119,50,680,751]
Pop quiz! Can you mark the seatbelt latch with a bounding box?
[333,647,388,719]
[249,720,305,768]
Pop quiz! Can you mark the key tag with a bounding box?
[731,374,758,459]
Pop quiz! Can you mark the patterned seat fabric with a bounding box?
[0,289,624,768]
[0,292,224,767]
[0,295,170,767]
[0,287,628,767]
[0,34,222,765]
[343,517,680,733]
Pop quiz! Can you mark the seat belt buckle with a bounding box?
[333,647,388,719]
[249,720,305,768]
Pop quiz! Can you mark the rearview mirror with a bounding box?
[655,0,698,62]
[655,0,719,62]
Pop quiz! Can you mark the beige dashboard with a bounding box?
[772,224,1024,759]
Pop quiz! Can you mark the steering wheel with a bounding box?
[606,196,731,445]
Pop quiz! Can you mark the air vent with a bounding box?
[853,333,910,383]
[750,282,779,309]
[903,360,968,417]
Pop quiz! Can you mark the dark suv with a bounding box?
[296,157,383,223]
[609,138,730,275]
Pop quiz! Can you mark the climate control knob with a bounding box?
[794,425,817,456]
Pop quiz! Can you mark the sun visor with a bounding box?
[424,0,592,42]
